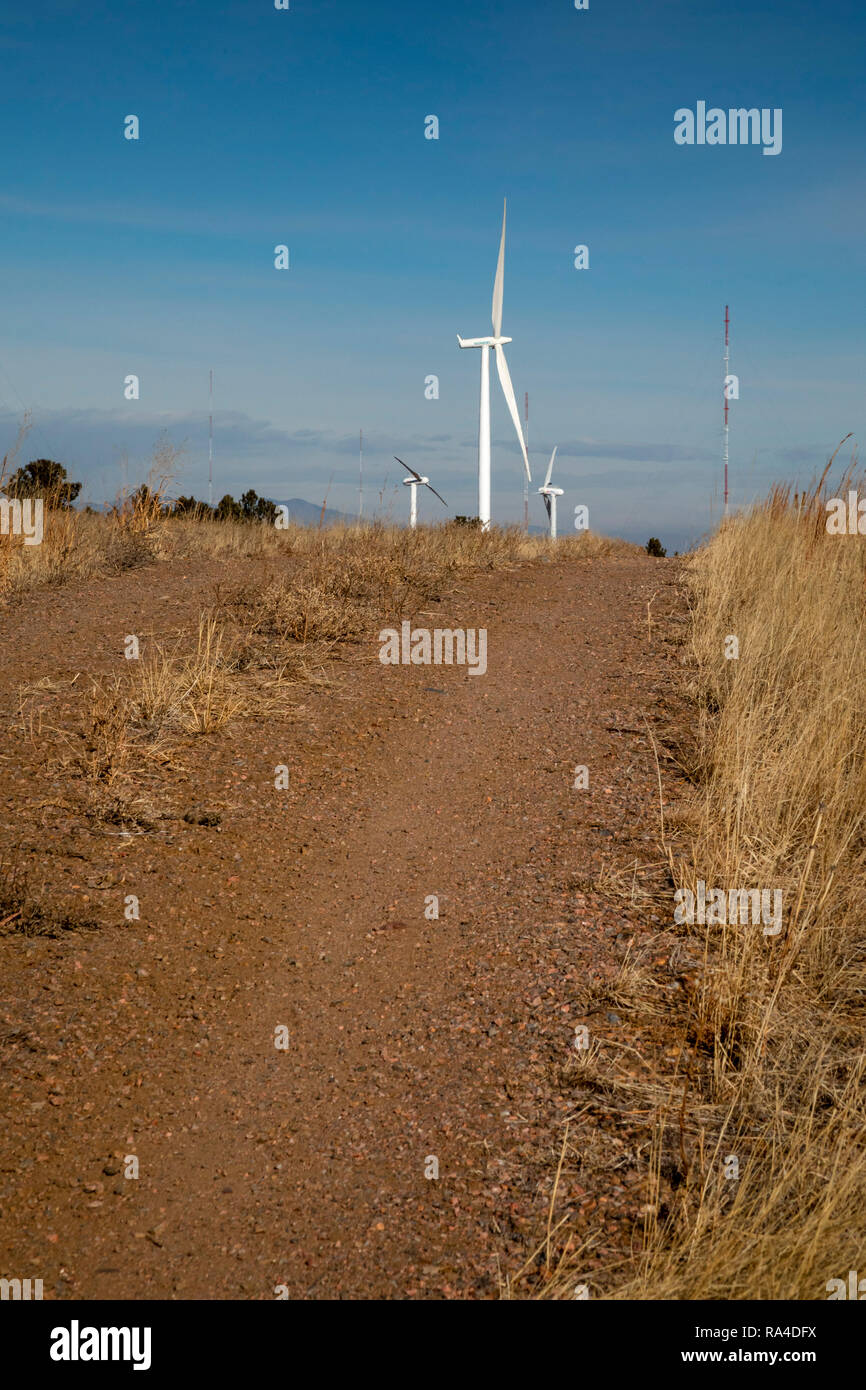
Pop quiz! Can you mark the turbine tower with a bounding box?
[457,199,531,530]
[395,457,447,529]
[523,391,530,532]
[538,447,564,539]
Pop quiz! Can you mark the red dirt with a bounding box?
[0,549,688,1299]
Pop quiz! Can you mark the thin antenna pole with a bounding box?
[359,429,363,520]
[208,368,214,509]
[722,307,729,518]
[524,391,529,531]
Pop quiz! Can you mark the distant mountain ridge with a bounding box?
[276,496,551,534]
[274,497,361,528]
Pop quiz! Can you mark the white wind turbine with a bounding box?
[457,199,531,530]
[538,446,564,539]
[395,457,448,529]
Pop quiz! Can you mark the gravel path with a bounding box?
[0,549,687,1298]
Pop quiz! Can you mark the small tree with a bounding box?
[172,495,213,520]
[215,493,243,522]
[239,489,277,524]
[240,488,259,519]
[646,537,667,557]
[5,459,82,509]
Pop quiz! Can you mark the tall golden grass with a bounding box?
[590,469,864,1300]
[635,471,865,1301]
[504,465,865,1301]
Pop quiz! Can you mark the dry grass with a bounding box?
[130,618,249,737]
[225,522,635,646]
[0,443,173,595]
[1,467,636,603]
[44,512,635,815]
[628,467,866,1301]
[70,618,258,790]
[528,462,866,1301]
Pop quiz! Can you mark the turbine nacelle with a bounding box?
[403,474,430,487]
[537,486,564,497]
[456,334,512,349]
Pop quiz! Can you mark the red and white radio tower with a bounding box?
[723,306,730,518]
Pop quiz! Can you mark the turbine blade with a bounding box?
[543,446,558,490]
[395,456,422,481]
[494,344,531,482]
[543,493,552,519]
[424,481,448,507]
[491,199,506,338]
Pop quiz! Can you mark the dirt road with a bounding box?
[0,550,686,1298]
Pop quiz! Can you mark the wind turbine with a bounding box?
[395,457,447,529]
[457,199,531,530]
[538,447,563,539]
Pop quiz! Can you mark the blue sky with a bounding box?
[0,0,862,549]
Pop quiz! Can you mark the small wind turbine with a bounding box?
[538,447,563,539]
[457,199,531,530]
[395,457,448,529]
